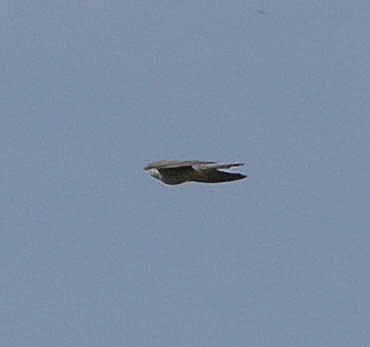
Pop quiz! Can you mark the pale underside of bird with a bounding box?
[144,160,247,185]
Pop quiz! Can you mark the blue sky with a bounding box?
[2,1,370,346]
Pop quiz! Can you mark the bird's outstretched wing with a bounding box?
[144,160,215,170]
[190,170,246,183]
[190,162,246,183]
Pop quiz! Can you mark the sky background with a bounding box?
[2,1,370,346]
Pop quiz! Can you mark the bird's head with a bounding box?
[145,167,161,180]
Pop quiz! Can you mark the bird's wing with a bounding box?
[145,160,215,170]
[192,162,244,171]
[190,170,246,183]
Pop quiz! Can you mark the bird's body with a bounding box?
[144,160,246,185]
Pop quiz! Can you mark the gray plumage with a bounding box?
[144,160,247,185]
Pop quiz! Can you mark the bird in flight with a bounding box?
[144,160,247,185]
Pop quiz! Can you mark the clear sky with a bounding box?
[2,1,370,346]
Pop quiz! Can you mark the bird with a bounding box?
[144,160,247,185]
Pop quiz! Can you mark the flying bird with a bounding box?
[144,160,247,185]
